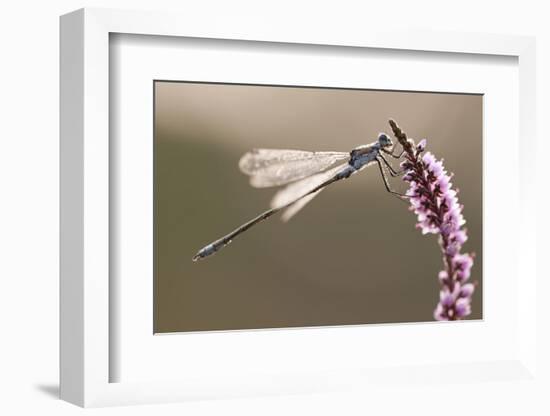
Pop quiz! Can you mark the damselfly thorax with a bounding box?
[192,132,405,261]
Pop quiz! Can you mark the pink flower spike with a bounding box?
[397,124,476,321]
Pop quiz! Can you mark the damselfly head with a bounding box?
[377,133,393,148]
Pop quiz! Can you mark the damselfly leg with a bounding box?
[376,158,410,201]
[378,153,405,177]
[382,144,405,159]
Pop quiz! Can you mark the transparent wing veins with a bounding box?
[239,149,349,188]
[271,163,349,222]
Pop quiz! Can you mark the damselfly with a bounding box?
[192,133,406,261]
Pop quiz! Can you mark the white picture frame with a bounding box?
[60,7,538,408]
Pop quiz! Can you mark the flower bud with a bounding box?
[455,298,472,317]
[417,139,427,152]
[459,283,475,298]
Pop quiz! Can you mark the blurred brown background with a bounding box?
[154,81,482,333]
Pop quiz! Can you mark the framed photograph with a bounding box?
[60,8,538,408]
[153,82,483,332]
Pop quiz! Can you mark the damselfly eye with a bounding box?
[378,133,392,147]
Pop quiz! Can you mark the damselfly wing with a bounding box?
[239,149,349,188]
[269,163,349,222]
